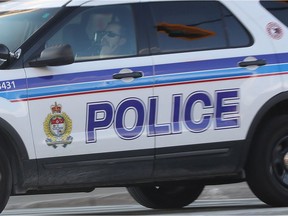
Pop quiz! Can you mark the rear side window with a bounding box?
[261,0,288,27]
[148,1,252,54]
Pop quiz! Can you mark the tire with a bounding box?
[127,182,204,209]
[0,147,12,213]
[246,115,288,206]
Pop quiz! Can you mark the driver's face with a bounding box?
[101,23,123,49]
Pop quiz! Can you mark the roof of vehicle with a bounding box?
[0,0,70,11]
[0,0,262,11]
[0,0,142,11]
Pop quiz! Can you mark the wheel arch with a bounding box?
[0,117,37,194]
[245,92,288,167]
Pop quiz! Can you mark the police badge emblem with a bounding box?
[44,102,73,148]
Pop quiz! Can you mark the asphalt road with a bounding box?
[4,198,288,215]
[6,183,256,209]
[4,182,288,215]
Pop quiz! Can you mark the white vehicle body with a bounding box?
[0,0,287,212]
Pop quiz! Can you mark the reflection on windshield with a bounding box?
[157,22,215,41]
[0,8,59,51]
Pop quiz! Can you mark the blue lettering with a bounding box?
[215,89,240,129]
[172,94,182,134]
[85,89,241,143]
[115,98,145,140]
[148,96,171,136]
[86,102,114,143]
[184,91,213,133]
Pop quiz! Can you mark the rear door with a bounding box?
[144,0,281,178]
[24,2,155,186]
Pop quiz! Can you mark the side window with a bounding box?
[148,1,252,54]
[222,7,252,48]
[261,0,288,27]
[46,5,137,61]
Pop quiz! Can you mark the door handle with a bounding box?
[238,59,267,67]
[113,71,143,79]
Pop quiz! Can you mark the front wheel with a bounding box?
[246,115,288,206]
[0,147,12,213]
[127,182,204,209]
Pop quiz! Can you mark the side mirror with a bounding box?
[29,44,74,67]
[0,44,10,60]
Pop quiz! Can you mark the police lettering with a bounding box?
[86,89,240,143]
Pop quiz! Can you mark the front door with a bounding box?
[24,2,154,186]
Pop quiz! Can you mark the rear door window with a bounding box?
[147,1,252,54]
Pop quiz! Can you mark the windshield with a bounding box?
[0,8,60,51]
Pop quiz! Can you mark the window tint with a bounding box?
[46,5,137,61]
[261,0,288,27]
[148,1,252,54]
[221,7,251,48]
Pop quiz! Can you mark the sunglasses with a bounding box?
[105,31,121,38]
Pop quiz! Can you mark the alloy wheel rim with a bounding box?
[272,136,288,187]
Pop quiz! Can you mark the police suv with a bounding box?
[0,0,287,212]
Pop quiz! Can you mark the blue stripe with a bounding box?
[0,79,27,100]
[0,79,27,92]
[27,63,286,99]
[276,53,288,64]
[27,66,153,88]
[0,89,27,100]
[2,52,288,101]
[156,64,283,85]
[28,76,154,99]
[154,53,280,75]
[26,52,283,89]
[26,53,281,89]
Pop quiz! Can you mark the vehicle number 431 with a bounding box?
[0,81,16,90]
